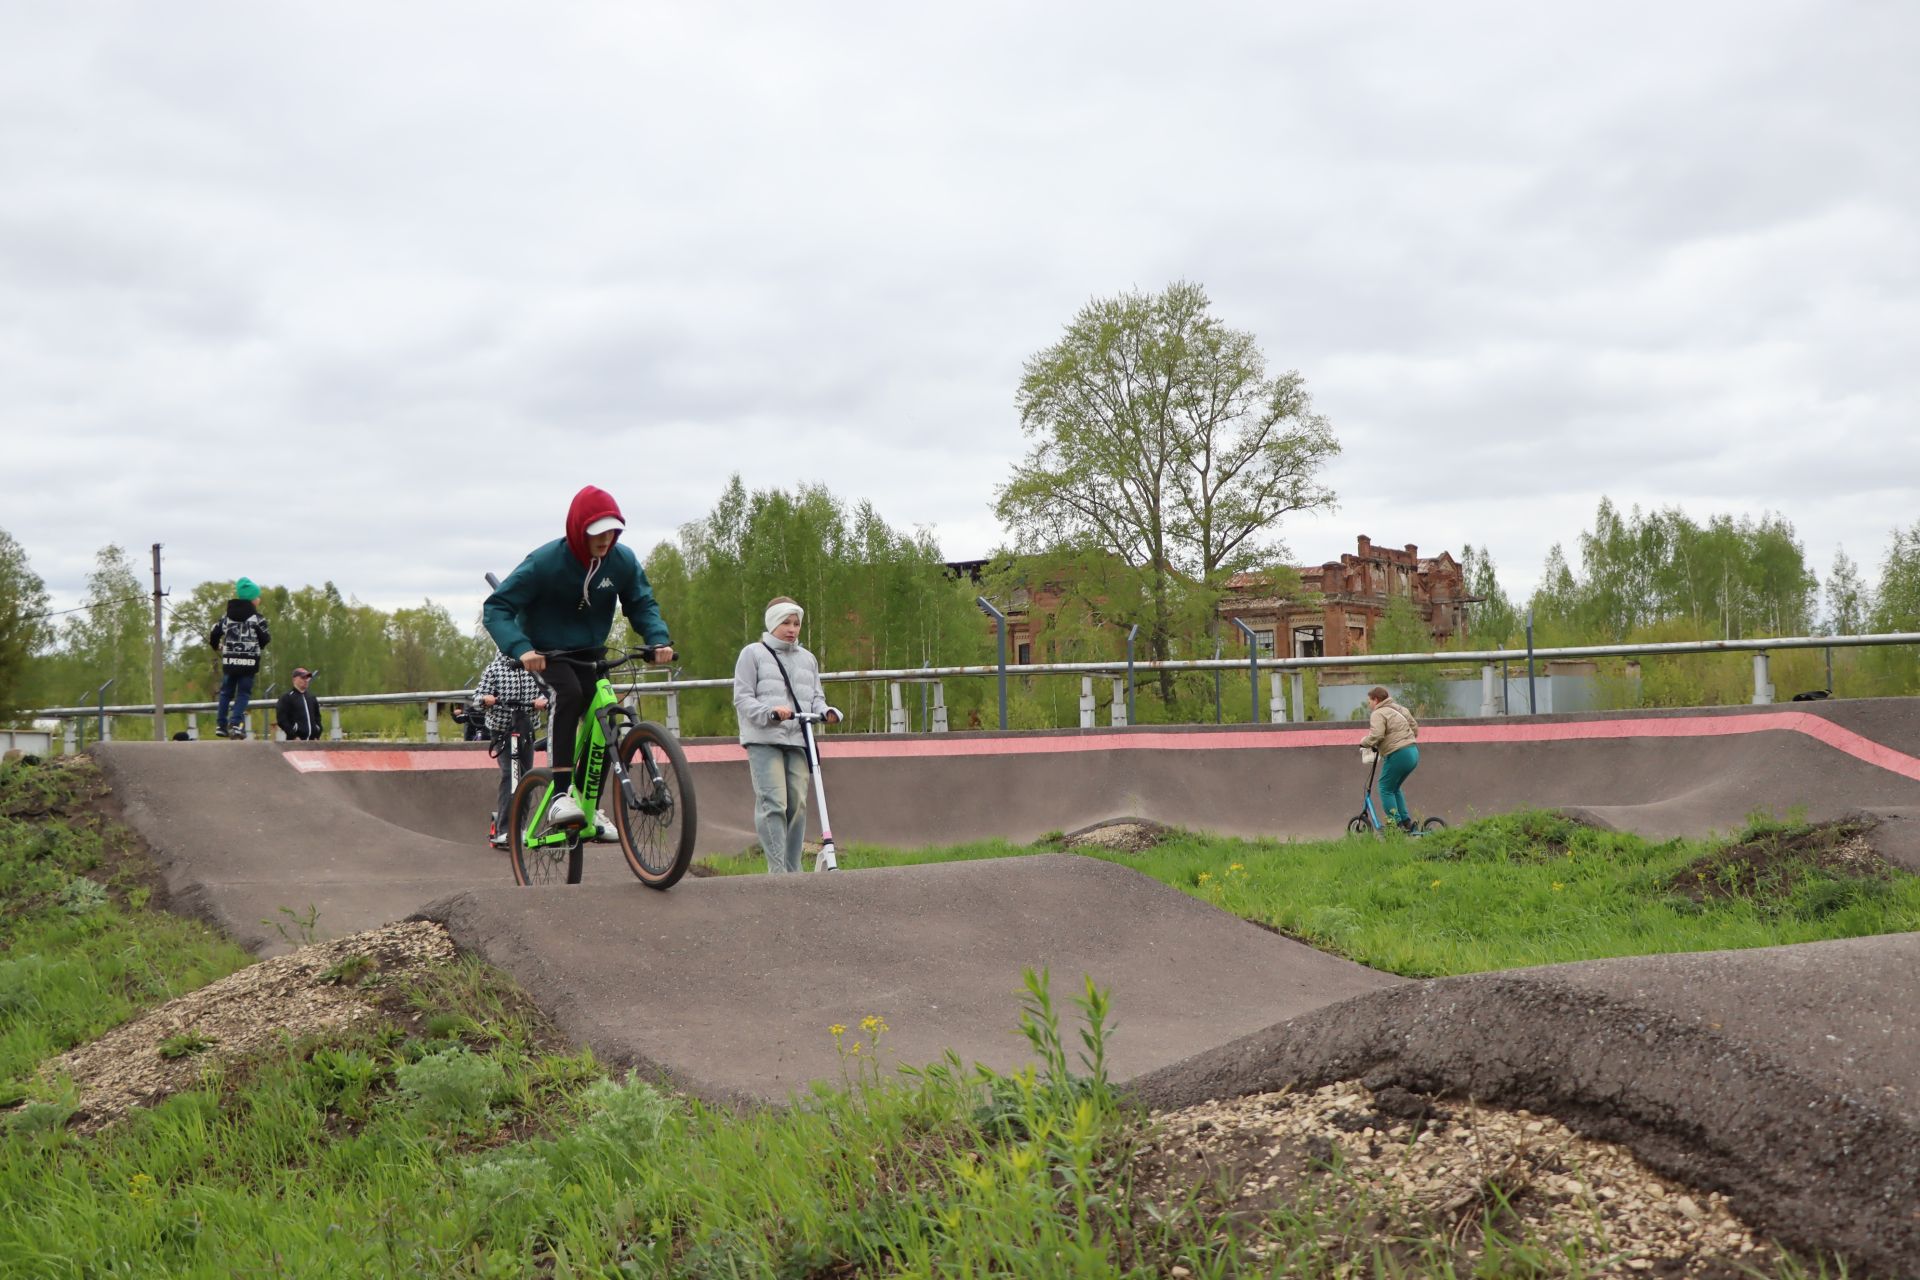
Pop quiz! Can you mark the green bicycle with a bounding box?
[506,647,698,889]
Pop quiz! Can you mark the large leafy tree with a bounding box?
[0,528,52,723]
[996,281,1339,696]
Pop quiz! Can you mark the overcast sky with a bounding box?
[4,1,1915,631]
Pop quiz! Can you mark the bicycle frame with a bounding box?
[517,651,664,850]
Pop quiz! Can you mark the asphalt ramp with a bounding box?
[413,854,1402,1106]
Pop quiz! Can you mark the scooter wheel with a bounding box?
[1420,817,1448,833]
[1347,815,1372,836]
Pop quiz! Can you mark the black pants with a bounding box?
[542,651,600,791]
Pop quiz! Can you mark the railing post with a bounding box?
[186,712,200,740]
[1268,671,1287,723]
[1213,638,1224,724]
[64,719,78,755]
[1290,671,1306,723]
[930,681,948,732]
[1231,619,1259,723]
[1526,609,1538,714]
[330,709,344,740]
[1481,665,1496,717]
[425,701,440,743]
[1109,676,1127,727]
[665,692,680,736]
[94,678,115,742]
[1079,677,1095,728]
[1752,652,1773,705]
[1124,624,1138,727]
[888,681,907,734]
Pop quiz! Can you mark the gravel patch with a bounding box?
[1135,1080,1785,1276]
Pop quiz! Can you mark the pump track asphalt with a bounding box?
[86,697,1920,1274]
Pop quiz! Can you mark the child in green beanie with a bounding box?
[208,578,271,738]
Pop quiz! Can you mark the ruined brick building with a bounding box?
[1220,536,1468,659]
[952,536,1470,664]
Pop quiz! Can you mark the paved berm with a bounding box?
[88,697,1920,1274]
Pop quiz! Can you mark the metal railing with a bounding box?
[30,631,1920,751]
[30,629,1920,752]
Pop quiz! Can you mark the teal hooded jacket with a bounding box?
[483,486,671,660]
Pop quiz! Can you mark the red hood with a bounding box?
[564,486,624,566]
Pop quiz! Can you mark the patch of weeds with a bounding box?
[390,1044,507,1137]
[264,904,322,947]
[321,954,377,986]
[158,1030,217,1060]
[58,875,109,914]
[303,1046,386,1116]
[4,1097,76,1135]
[423,1011,475,1041]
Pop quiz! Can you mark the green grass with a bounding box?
[0,756,1873,1278]
[703,812,1920,979]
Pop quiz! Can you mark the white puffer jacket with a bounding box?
[733,634,829,747]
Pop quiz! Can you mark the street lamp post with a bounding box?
[975,597,1008,730]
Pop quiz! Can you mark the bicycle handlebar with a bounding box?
[517,646,672,675]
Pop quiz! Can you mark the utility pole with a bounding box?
[150,543,167,741]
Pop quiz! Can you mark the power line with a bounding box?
[20,594,150,622]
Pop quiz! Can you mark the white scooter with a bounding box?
[793,709,842,871]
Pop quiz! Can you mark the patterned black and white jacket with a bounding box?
[471,653,552,736]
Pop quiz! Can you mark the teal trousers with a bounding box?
[1378,745,1419,826]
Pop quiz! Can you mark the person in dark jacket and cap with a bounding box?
[275,668,323,741]
[208,577,271,739]
[482,486,674,839]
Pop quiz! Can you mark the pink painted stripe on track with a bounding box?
[282,711,1920,782]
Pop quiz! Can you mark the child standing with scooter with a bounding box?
[732,597,841,874]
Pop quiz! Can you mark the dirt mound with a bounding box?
[1058,818,1172,853]
[27,922,457,1133]
[1663,818,1895,903]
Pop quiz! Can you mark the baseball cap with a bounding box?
[292,667,314,678]
[585,516,625,536]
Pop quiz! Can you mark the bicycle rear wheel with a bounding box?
[614,723,697,889]
[508,767,583,886]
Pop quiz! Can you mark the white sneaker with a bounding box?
[591,810,619,843]
[546,792,586,829]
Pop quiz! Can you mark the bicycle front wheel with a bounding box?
[614,723,698,890]
[508,767,583,886]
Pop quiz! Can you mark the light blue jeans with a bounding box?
[746,744,810,873]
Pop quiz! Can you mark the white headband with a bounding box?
[765,602,802,633]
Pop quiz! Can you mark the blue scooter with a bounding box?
[1348,748,1447,838]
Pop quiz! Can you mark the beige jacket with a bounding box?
[1362,699,1419,757]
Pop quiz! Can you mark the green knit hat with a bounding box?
[234,577,261,601]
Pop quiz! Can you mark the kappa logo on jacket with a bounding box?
[597,577,613,589]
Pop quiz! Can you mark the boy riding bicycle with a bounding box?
[483,485,674,840]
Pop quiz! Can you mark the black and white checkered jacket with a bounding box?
[471,654,551,736]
